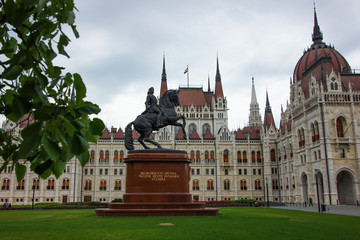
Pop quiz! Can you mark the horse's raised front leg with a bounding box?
[181,115,187,139]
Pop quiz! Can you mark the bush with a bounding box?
[232,199,256,204]
[112,198,123,203]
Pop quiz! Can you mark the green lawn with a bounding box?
[0,208,359,240]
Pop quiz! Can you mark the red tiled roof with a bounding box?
[189,129,201,140]
[215,81,224,99]
[113,128,124,139]
[18,113,34,128]
[160,81,167,97]
[203,129,215,140]
[175,129,185,139]
[100,128,111,139]
[249,128,260,140]
[179,88,208,107]
[235,129,247,140]
[264,112,276,130]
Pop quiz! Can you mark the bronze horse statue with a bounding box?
[125,90,186,150]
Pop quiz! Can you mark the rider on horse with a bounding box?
[143,87,162,130]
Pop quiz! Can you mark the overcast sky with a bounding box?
[6,0,360,131]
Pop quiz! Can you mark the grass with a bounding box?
[0,207,359,240]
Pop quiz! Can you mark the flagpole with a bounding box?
[187,65,189,87]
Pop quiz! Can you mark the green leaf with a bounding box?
[89,118,105,136]
[19,121,43,158]
[69,133,89,155]
[73,73,86,102]
[34,159,53,175]
[2,65,23,80]
[11,95,32,119]
[77,102,101,115]
[77,151,89,167]
[71,25,80,38]
[15,163,27,182]
[41,135,61,161]
[67,11,75,25]
[51,160,66,178]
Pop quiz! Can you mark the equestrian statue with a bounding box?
[125,87,186,150]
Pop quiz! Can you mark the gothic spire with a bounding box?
[160,53,168,97]
[312,5,323,45]
[264,90,276,130]
[215,55,224,99]
[248,77,262,127]
[207,74,211,92]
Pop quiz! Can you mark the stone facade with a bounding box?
[1,9,359,206]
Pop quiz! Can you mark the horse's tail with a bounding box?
[125,121,135,150]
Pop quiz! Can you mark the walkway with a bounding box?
[271,204,360,217]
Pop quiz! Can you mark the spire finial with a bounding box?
[208,74,211,92]
[312,3,323,45]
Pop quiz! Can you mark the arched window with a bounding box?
[120,150,124,163]
[336,117,344,137]
[99,150,104,163]
[240,180,247,190]
[100,180,107,191]
[270,149,276,162]
[207,180,214,190]
[190,151,195,162]
[204,151,209,163]
[311,123,315,142]
[237,151,242,163]
[192,180,199,190]
[90,150,95,160]
[224,179,230,190]
[2,179,10,190]
[272,179,279,190]
[331,82,334,90]
[114,150,119,163]
[254,179,261,190]
[301,128,305,146]
[289,144,293,158]
[242,151,247,163]
[335,82,338,90]
[251,151,255,163]
[223,149,229,163]
[16,180,25,190]
[210,151,215,162]
[314,121,320,141]
[105,150,110,163]
[196,151,201,163]
[33,179,40,190]
[257,151,261,163]
[84,180,92,190]
[61,178,69,190]
[114,180,121,191]
[47,179,55,190]
[283,147,287,160]
[298,129,302,147]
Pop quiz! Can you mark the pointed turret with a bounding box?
[207,74,211,92]
[263,91,276,130]
[312,6,323,45]
[214,56,224,99]
[248,77,262,127]
[160,54,168,97]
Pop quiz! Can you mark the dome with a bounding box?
[293,9,351,82]
[293,43,351,82]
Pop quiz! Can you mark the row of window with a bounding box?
[189,150,263,163]
[84,168,124,175]
[191,179,262,191]
[1,179,70,191]
[85,180,122,191]
[89,150,125,163]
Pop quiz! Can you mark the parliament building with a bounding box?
[1,9,359,206]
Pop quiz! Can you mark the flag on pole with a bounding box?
[184,67,188,74]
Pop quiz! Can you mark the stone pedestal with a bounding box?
[95,149,219,217]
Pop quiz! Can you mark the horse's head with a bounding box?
[169,90,180,106]
[160,90,180,108]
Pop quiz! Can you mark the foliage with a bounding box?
[0,0,105,180]
[232,199,256,204]
[111,198,123,203]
